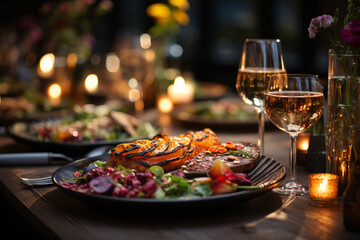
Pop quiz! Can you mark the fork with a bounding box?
[21,175,53,186]
[20,145,111,186]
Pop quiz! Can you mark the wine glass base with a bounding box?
[272,182,307,195]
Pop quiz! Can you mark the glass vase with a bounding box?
[326,51,360,197]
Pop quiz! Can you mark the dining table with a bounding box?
[0,108,359,240]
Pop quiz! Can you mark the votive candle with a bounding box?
[157,95,173,113]
[167,76,194,105]
[309,173,339,207]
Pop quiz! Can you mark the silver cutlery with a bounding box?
[20,175,53,186]
[19,145,111,186]
[0,152,73,165]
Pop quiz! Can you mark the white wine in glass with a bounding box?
[265,74,324,195]
[236,39,286,156]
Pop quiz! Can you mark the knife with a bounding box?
[0,145,112,166]
[0,152,73,165]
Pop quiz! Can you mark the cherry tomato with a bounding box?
[209,145,228,154]
[226,142,236,150]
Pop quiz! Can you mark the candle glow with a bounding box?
[319,178,328,192]
[48,84,61,98]
[297,133,310,151]
[157,96,173,113]
[48,83,62,106]
[84,74,99,93]
[37,53,55,78]
[309,173,339,207]
[167,76,194,105]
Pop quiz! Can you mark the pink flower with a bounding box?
[308,14,334,38]
[340,20,360,47]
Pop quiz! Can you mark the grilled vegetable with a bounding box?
[106,129,220,172]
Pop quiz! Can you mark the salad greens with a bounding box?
[22,105,158,143]
[61,162,213,199]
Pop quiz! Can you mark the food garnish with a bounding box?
[209,142,256,159]
[60,158,259,199]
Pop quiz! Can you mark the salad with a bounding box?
[15,105,158,143]
[188,100,255,121]
[60,159,260,199]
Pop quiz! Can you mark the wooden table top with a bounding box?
[0,110,359,240]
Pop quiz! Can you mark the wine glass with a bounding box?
[265,74,324,195]
[119,48,147,113]
[236,39,286,156]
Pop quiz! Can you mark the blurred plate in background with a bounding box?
[172,99,274,132]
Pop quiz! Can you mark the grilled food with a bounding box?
[106,128,220,172]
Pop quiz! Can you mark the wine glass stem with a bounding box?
[257,108,265,156]
[289,134,298,183]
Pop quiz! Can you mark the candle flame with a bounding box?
[48,84,61,98]
[319,178,328,192]
[300,141,309,151]
[297,133,310,151]
[85,74,99,93]
[158,97,173,113]
[40,53,55,73]
[174,76,185,88]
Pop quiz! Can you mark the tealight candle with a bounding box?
[297,132,310,165]
[37,53,55,79]
[297,132,310,151]
[157,95,173,113]
[84,74,99,94]
[309,173,339,207]
[48,83,62,107]
[167,76,194,105]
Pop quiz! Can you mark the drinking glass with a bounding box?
[119,48,147,113]
[236,39,286,155]
[265,74,324,195]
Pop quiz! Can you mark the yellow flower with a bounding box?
[146,3,171,19]
[173,10,190,25]
[169,0,190,10]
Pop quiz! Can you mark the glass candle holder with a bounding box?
[309,173,339,207]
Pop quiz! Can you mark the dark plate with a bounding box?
[5,122,143,158]
[52,155,285,210]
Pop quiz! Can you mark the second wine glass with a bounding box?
[236,39,286,156]
[265,74,324,195]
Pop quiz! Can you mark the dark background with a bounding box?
[0,0,350,92]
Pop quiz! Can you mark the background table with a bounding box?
[0,110,359,240]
